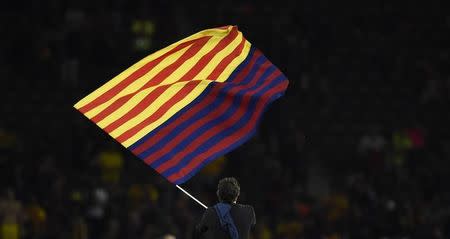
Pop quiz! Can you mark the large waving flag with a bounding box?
[74,26,288,184]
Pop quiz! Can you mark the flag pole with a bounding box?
[176,185,208,209]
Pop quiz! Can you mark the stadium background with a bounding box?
[1,0,449,238]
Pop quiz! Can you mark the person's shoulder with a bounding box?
[234,203,254,212]
[234,204,256,224]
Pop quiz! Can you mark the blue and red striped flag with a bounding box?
[74,26,288,184]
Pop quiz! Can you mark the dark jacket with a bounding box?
[193,203,256,239]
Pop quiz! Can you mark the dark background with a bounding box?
[1,0,449,238]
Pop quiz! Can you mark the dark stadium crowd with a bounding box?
[1,0,450,239]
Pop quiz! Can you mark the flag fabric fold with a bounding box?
[74,25,288,184]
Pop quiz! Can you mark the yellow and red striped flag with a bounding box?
[75,26,288,184]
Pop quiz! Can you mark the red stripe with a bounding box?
[78,37,207,114]
[137,36,212,89]
[102,85,171,132]
[168,81,289,182]
[103,29,239,136]
[207,36,246,80]
[91,94,135,124]
[89,36,212,124]
[176,27,239,82]
[115,81,202,143]
[154,70,282,172]
[91,86,167,125]
[132,50,262,156]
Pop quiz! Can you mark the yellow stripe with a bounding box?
[121,80,212,147]
[216,41,251,82]
[74,26,234,110]
[151,35,222,85]
[122,40,252,147]
[96,86,156,129]
[190,32,244,82]
[109,82,191,139]
[95,35,227,127]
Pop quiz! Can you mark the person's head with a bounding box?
[217,177,240,203]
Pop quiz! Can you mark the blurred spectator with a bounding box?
[131,19,155,52]
[97,148,124,185]
[254,219,272,239]
[71,216,88,239]
[161,234,176,239]
[390,128,412,168]
[0,189,24,239]
[25,197,47,238]
[405,125,425,150]
[358,125,386,154]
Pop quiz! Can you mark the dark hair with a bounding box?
[217,177,240,203]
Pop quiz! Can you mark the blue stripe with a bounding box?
[149,59,275,168]
[174,85,287,184]
[137,54,269,161]
[162,75,286,178]
[128,47,256,151]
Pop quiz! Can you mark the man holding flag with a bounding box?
[74,25,287,238]
[193,177,255,239]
